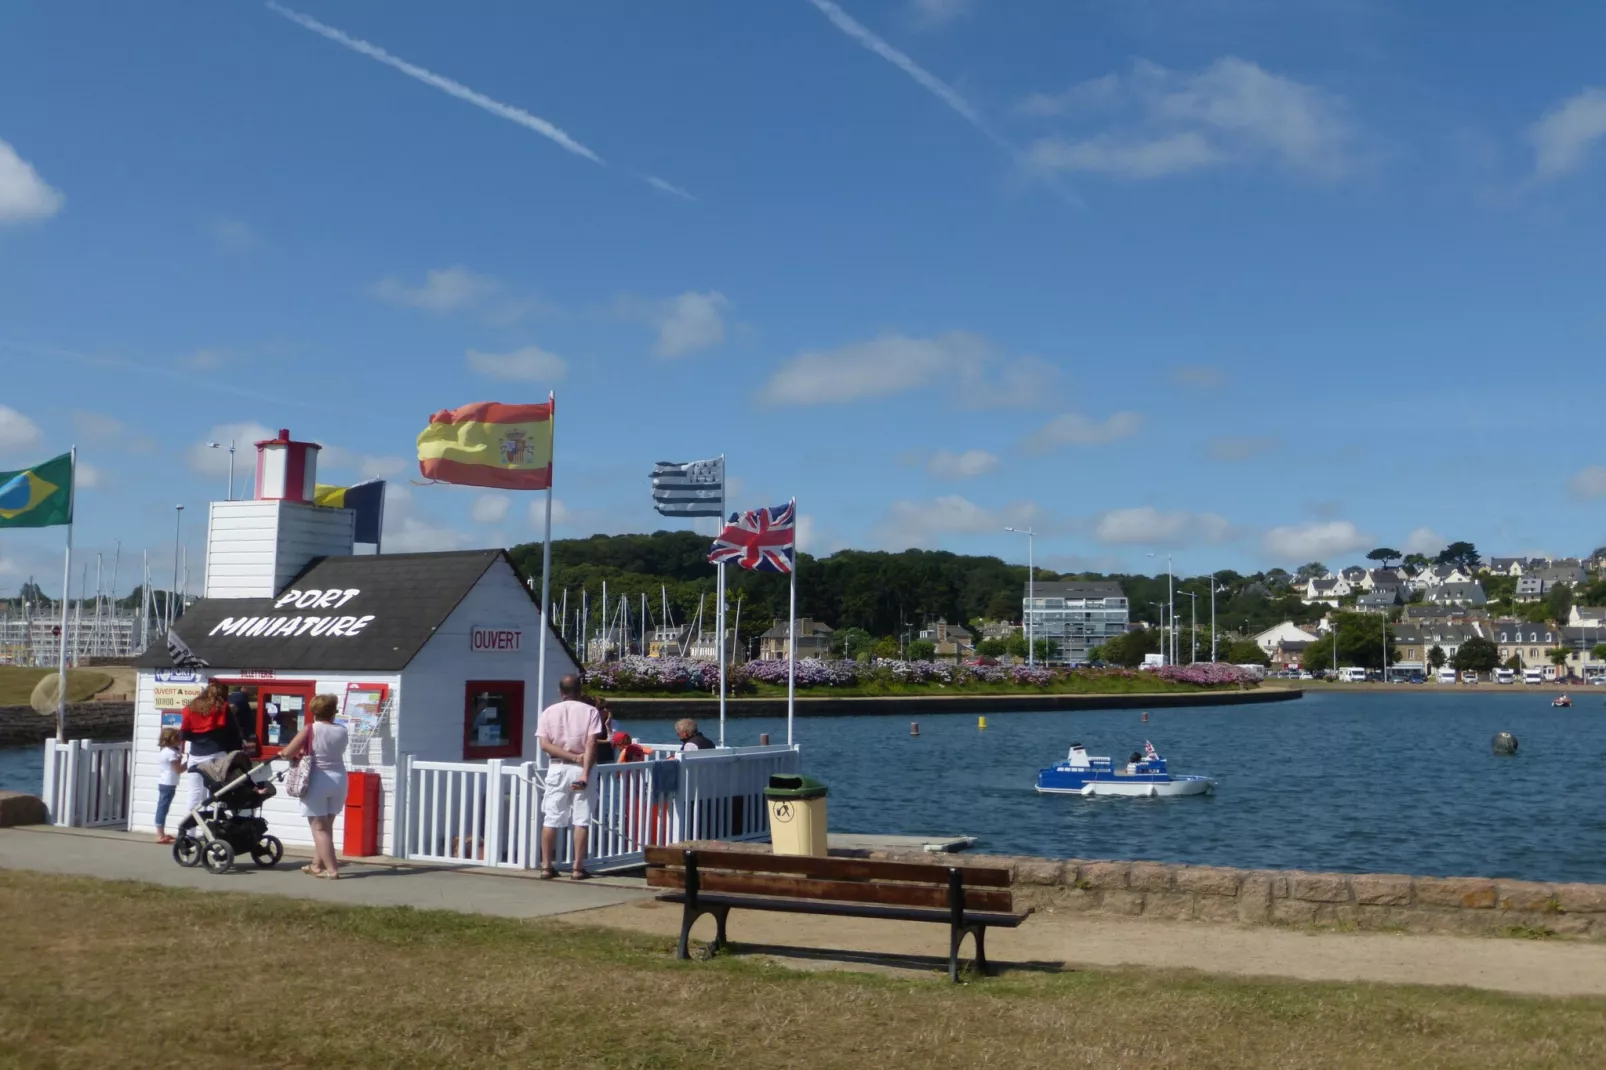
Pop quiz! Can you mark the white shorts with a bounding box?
[299,771,347,819]
[541,763,595,829]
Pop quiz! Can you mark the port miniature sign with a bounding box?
[470,625,522,652]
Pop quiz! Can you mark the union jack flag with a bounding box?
[1144,740,1158,761]
[708,500,796,573]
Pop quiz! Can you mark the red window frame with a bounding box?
[463,680,525,761]
[213,678,316,760]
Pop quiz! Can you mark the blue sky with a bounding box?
[3,0,1605,598]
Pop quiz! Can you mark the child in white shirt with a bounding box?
[155,728,184,844]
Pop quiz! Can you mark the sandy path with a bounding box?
[565,898,1606,997]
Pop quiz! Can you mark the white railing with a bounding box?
[399,745,801,872]
[41,739,133,828]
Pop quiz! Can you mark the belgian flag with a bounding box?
[313,478,385,544]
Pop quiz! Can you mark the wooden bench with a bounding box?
[645,846,1031,982]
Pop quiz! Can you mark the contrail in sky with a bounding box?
[802,0,1008,152]
[266,2,605,165]
[802,0,1077,204]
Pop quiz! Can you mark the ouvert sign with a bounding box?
[470,625,522,652]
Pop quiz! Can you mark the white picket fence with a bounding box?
[41,739,133,828]
[398,745,801,872]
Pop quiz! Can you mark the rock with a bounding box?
[1173,865,1242,897]
[1350,873,1414,906]
[1415,877,1498,909]
[1492,731,1518,755]
[0,791,49,828]
[1290,873,1353,903]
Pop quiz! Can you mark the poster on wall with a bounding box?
[160,711,183,730]
[154,679,204,724]
[339,683,387,738]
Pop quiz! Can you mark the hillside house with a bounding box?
[758,618,833,661]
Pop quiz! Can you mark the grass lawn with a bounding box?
[2,872,1602,1069]
[0,667,112,706]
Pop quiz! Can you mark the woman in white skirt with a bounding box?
[278,694,349,879]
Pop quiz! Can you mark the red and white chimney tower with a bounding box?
[252,428,321,503]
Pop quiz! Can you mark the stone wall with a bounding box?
[0,703,133,747]
[876,852,1606,940]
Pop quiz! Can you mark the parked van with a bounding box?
[1461,670,1479,684]
[1543,665,1559,682]
[1523,668,1545,685]
[1340,667,1368,682]
[1495,668,1516,685]
[1437,668,1457,684]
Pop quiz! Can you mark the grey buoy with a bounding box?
[1492,732,1518,755]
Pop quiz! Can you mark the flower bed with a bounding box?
[581,656,1257,695]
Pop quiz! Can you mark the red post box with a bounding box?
[343,771,382,856]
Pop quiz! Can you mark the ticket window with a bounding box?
[463,681,524,760]
[215,681,314,759]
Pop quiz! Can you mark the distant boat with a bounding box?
[1036,742,1214,798]
[1552,695,1572,708]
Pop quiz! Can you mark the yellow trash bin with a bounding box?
[765,774,829,856]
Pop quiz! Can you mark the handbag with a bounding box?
[285,723,316,798]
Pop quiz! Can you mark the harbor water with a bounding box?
[3,690,1603,883]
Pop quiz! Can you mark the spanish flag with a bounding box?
[416,399,554,490]
[0,452,73,529]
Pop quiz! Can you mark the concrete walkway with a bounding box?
[0,826,649,919]
[6,826,1606,997]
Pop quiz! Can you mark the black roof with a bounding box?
[137,549,559,672]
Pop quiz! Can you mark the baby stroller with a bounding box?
[173,751,284,874]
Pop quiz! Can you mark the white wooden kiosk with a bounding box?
[128,429,580,859]
[114,428,798,871]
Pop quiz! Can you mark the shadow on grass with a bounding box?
[715,940,1067,979]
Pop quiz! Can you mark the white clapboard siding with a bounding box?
[204,500,355,598]
[399,557,578,765]
[128,669,402,855]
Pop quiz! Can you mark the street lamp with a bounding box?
[1180,591,1199,664]
[206,440,236,501]
[1211,577,1228,662]
[1006,526,1036,668]
[1147,552,1174,665]
[1149,601,1168,665]
[169,505,184,632]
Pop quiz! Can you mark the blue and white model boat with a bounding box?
[1036,742,1215,797]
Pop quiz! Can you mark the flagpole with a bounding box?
[717,454,727,748]
[787,497,797,747]
[535,393,554,723]
[55,446,77,743]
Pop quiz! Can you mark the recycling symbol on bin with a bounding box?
[772,801,794,823]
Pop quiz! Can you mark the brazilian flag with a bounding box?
[0,452,73,529]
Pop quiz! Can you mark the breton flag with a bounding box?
[709,500,795,574]
[651,458,724,518]
[417,400,554,490]
[313,479,386,543]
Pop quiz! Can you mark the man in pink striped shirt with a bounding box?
[537,674,603,880]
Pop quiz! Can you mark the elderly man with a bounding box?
[675,718,716,752]
[537,674,603,880]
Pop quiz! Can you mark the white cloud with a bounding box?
[926,449,998,479]
[471,494,510,524]
[316,445,410,481]
[1025,410,1142,452]
[188,423,274,476]
[652,291,728,358]
[527,497,578,532]
[0,139,64,224]
[1403,527,1444,556]
[0,405,43,454]
[383,514,472,553]
[871,495,1042,549]
[70,411,125,442]
[908,0,972,29]
[1207,435,1280,462]
[178,348,231,372]
[1093,507,1232,547]
[75,462,104,489]
[1530,87,1606,182]
[1170,363,1225,389]
[643,175,695,200]
[760,331,1055,408]
[1570,465,1606,500]
[1023,57,1360,182]
[370,266,500,313]
[209,219,256,252]
[1262,520,1373,562]
[466,345,568,382]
